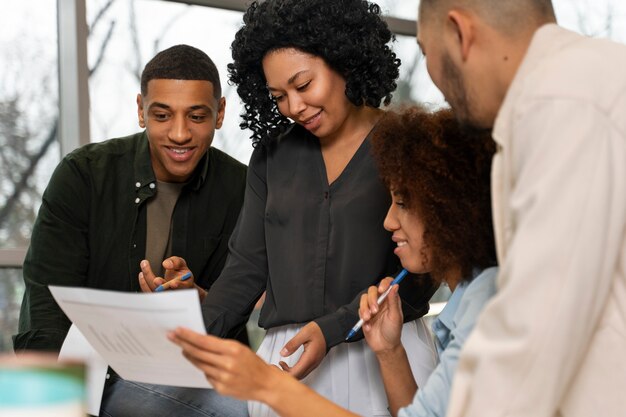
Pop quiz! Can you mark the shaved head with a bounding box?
[419,0,556,36]
[416,0,556,128]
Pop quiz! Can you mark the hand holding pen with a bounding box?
[346,269,408,342]
[154,271,192,291]
[138,257,205,300]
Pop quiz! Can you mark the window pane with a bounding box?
[399,1,626,112]
[0,269,25,352]
[375,0,419,21]
[553,0,626,42]
[0,1,60,249]
[392,35,445,109]
[86,0,253,165]
[399,0,626,41]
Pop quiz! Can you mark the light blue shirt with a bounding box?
[399,267,498,417]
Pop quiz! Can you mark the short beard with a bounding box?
[441,52,491,134]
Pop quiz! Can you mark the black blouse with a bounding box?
[201,124,435,348]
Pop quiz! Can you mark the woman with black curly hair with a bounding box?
[170,106,498,417]
[151,1,437,416]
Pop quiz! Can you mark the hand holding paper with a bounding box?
[169,327,278,402]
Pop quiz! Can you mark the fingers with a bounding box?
[386,284,403,321]
[169,327,271,401]
[377,277,394,294]
[286,350,315,379]
[139,260,160,292]
[169,329,245,375]
[176,335,226,368]
[138,272,152,293]
[139,256,192,292]
[280,322,326,380]
[160,257,195,291]
[359,287,375,322]
[166,276,193,290]
[170,327,223,353]
[163,256,189,272]
[170,331,239,394]
[373,283,402,325]
[139,272,164,292]
[281,327,307,357]
[361,292,373,332]
[367,284,381,313]
[184,353,223,387]
[280,321,324,356]
[359,276,396,322]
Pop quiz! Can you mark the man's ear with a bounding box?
[137,94,146,128]
[446,9,475,62]
[215,97,226,130]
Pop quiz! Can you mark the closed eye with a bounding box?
[395,200,406,209]
[189,114,207,122]
[296,81,311,91]
[152,112,170,121]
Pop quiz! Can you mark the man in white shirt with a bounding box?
[416,1,626,416]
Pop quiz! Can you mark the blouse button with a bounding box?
[149,183,156,189]
[135,197,140,204]
[135,181,141,188]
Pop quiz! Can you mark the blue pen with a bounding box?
[345,269,408,340]
[154,271,192,292]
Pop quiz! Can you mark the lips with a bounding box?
[392,236,408,255]
[300,111,322,131]
[166,146,195,162]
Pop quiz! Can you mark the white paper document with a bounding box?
[50,286,212,389]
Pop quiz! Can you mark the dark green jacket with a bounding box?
[14,131,247,352]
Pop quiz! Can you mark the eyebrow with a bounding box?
[148,102,213,113]
[148,102,171,111]
[267,70,310,92]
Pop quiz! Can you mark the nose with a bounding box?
[383,205,398,232]
[168,115,192,144]
[287,93,306,117]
